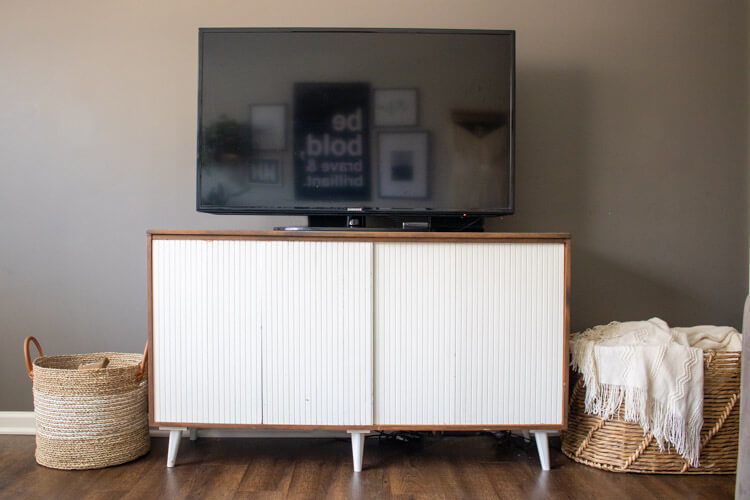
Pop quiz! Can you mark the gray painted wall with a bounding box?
[1,0,747,411]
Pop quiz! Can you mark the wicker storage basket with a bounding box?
[562,350,740,474]
[24,336,150,470]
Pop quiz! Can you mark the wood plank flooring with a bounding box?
[0,433,735,499]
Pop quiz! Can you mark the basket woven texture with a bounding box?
[31,351,150,470]
[562,350,740,474]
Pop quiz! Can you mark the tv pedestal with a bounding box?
[148,230,570,471]
[275,214,486,232]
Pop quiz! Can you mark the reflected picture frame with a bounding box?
[249,104,286,151]
[247,159,281,184]
[378,131,429,199]
[374,88,419,127]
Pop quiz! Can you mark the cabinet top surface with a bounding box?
[148,229,570,242]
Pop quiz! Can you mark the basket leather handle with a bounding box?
[24,336,43,381]
[136,341,149,382]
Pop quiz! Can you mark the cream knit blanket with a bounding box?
[570,318,741,466]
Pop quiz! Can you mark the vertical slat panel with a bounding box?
[375,243,455,425]
[374,242,564,426]
[262,241,373,426]
[152,239,263,425]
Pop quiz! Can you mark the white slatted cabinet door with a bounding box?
[262,241,373,426]
[453,242,564,426]
[152,239,263,425]
[374,242,565,426]
[374,243,457,425]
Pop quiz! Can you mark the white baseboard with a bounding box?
[0,411,36,435]
[0,412,557,439]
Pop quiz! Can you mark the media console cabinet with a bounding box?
[148,230,570,471]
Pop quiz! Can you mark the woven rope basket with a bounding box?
[562,350,740,474]
[24,336,150,470]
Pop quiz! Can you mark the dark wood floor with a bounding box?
[0,433,736,499]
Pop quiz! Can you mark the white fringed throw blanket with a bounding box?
[570,318,741,466]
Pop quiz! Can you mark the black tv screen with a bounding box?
[197,28,515,216]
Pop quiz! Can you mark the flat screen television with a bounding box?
[197,28,515,223]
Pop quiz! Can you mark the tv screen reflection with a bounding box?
[198,30,514,214]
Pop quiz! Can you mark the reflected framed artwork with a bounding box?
[378,131,429,199]
[248,159,280,184]
[249,104,286,151]
[374,88,419,127]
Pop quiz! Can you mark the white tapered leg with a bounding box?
[533,431,550,471]
[189,427,198,441]
[163,428,185,468]
[522,430,531,441]
[347,430,370,472]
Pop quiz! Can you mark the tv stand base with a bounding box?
[160,427,552,471]
[347,430,370,472]
[162,427,186,468]
[277,215,486,232]
[533,431,551,471]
